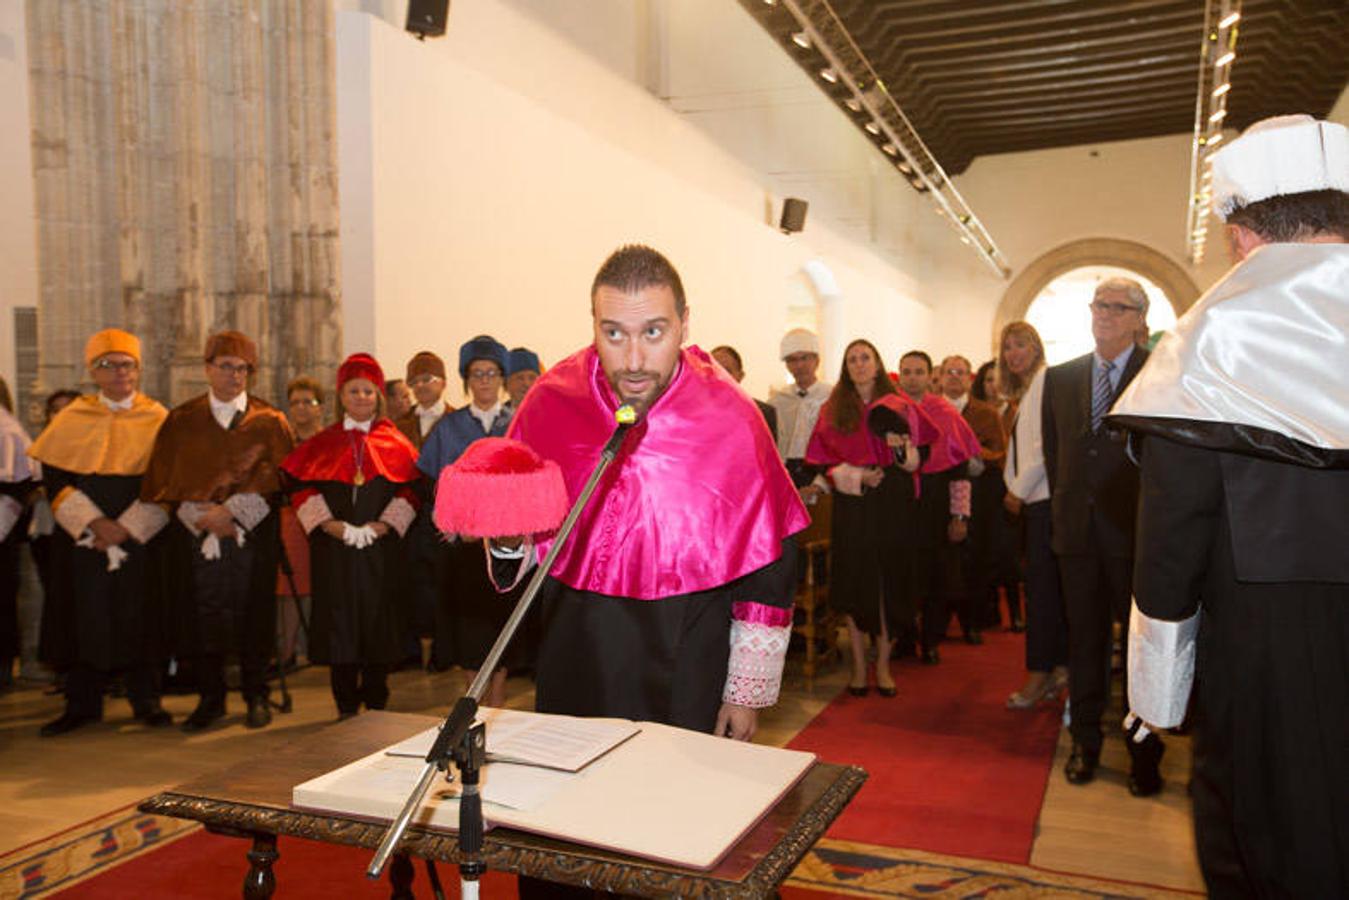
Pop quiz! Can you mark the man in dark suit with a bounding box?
[711,345,777,437]
[1042,277,1162,795]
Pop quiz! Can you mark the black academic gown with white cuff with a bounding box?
[1112,242,1349,898]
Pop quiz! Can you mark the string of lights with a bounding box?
[1186,0,1243,265]
[752,0,1011,279]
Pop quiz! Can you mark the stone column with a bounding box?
[26,0,342,405]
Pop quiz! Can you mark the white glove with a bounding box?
[76,531,129,572]
[200,525,246,560]
[342,523,378,549]
[107,544,129,571]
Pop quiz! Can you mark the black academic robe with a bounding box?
[38,466,164,672]
[493,538,796,734]
[1134,436,1349,897]
[305,477,409,666]
[0,479,35,666]
[828,468,915,637]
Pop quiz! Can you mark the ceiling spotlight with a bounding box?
[897,162,913,175]
[1209,108,1227,123]
[791,31,810,49]
[1218,11,1240,28]
[864,121,881,135]
[881,143,897,156]
[843,97,862,112]
[1214,51,1235,67]
[1206,132,1225,147]
[820,68,837,84]
[1211,82,1231,98]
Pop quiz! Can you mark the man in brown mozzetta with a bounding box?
[141,331,295,731]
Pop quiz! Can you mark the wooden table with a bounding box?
[138,711,866,898]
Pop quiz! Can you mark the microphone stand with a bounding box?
[367,411,637,896]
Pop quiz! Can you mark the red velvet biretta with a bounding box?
[434,437,568,539]
[337,353,386,393]
[204,330,258,368]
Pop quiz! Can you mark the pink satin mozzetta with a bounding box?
[804,393,938,467]
[918,394,983,474]
[507,345,809,600]
[732,600,793,627]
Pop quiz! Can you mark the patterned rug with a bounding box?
[784,838,1203,898]
[2,809,1201,899]
[0,805,198,898]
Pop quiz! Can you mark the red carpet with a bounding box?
[52,829,520,898]
[786,626,1064,864]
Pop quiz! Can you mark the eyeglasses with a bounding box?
[92,359,138,373]
[1089,301,1143,316]
[467,370,502,382]
[289,398,320,408]
[211,361,253,376]
[407,374,444,387]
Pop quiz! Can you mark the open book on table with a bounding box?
[292,707,817,870]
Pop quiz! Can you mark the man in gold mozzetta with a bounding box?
[28,328,172,736]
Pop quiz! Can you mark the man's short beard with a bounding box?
[607,369,671,415]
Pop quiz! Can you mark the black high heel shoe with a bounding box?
[847,684,869,697]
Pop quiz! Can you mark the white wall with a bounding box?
[0,0,37,394]
[336,7,936,399]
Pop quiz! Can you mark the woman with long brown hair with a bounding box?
[805,339,920,697]
[998,322,1068,709]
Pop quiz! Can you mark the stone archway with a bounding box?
[991,238,1201,353]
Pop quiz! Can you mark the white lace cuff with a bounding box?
[296,493,335,534]
[176,500,211,537]
[949,479,971,518]
[224,492,271,532]
[379,496,416,538]
[118,500,169,544]
[0,495,22,542]
[53,489,104,540]
[828,463,866,496]
[722,618,791,709]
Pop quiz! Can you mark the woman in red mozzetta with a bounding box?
[281,354,421,718]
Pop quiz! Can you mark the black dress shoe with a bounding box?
[1064,744,1099,785]
[245,697,273,729]
[847,684,869,697]
[181,700,227,733]
[876,684,897,698]
[921,647,941,665]
[337,709,359,721]
[135,705,174,728]
[1126,723,1165,797]
[40,711,102,737]
[963,630,984,645]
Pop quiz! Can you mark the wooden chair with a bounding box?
[792,493,839,687]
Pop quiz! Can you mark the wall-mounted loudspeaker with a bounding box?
[779,197,808,234]
[406,0,450,39]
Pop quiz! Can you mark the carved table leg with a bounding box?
[243,832,279,899]
[389,853,415,899]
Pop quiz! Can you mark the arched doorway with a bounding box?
[1027,266,1176,365]
[992,238,1200,360]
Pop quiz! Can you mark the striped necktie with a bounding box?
[1091,359,1116,432]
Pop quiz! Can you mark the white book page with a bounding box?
[384,708,640,772]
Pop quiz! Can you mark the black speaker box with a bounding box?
[407,0,449,39]
[780,197,808,233]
